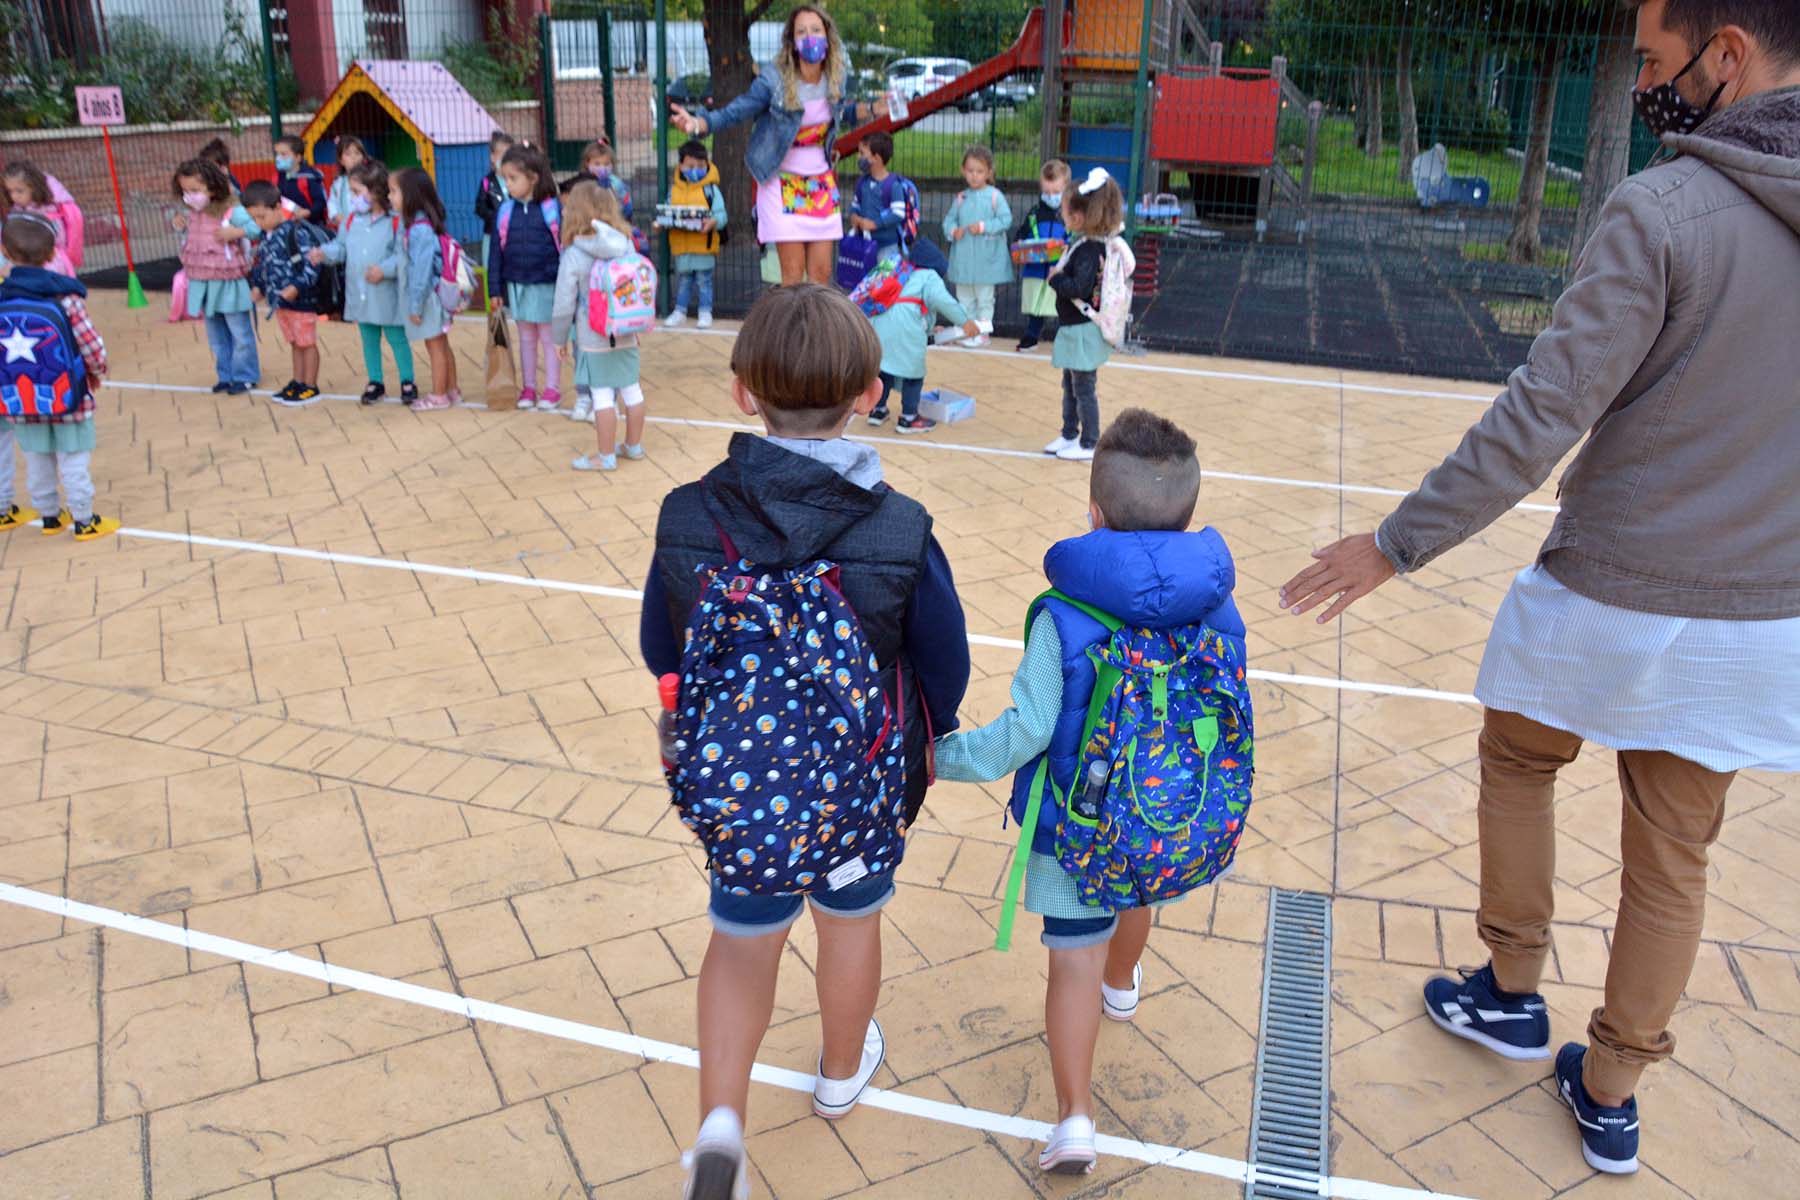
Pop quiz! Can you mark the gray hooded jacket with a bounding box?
[550,221,637,354]
[1379,86,1800,619]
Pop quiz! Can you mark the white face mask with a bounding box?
[1042,190,1064,208]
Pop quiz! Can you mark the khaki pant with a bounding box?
[1475,708,1734,1101]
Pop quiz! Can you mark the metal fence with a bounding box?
[1,0,1646,382]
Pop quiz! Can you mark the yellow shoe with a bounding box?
[73,514,120,542]
[0,505,38,531]
[40,510,69,536]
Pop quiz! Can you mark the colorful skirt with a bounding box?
[754,172,842,245]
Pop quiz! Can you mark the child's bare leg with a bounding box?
[593,388,618,456]
[290,344,306,383]
[697,925,789,1119]
[438,336,458,391]
[1104,908,1152,991]
[299,345,320,386]
[1046,942,1107,1121]
[812,908,882,1079]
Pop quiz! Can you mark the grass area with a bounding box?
[1485,299,1556,336]
[1463,240,1570,269]
[1304,119,1579,210]
[883,122,1041,181]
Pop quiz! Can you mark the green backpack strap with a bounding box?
[995,590,1127,952]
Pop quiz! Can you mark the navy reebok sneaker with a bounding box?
[1422,963,1551,1060]
[1556,1043,1639,1174]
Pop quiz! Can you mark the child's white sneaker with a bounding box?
[1039,1114,1098,1174]
[697,310,714,328]
[682,1107,749,1200]
[571,392,595,422]
[1057,443,1097,462]
[813,1019,884,1119]
[664,310,687,328]
[1102,963,1142,1022]
[1044,436,1079,456]
[961,334,990,348]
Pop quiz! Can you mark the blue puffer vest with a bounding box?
[1009,528,1245,854]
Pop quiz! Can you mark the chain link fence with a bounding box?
[2,0,1646,381]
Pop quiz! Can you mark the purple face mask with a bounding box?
[796,34,828,65]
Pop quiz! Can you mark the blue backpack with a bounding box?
[997,590,1254,948]
[0,294,87,418]
[667,525,908,896]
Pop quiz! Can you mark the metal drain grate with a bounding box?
[1245,889,1333,1199]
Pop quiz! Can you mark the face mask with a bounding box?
[681,166,707,183]
[274,155,295,174]
[591,167,611,184]
[349,193,372,215]
[796,34,828,65]
[183,191,209,210]
[1633,35,1727,139]
[857,157,873,174]
[1042,191,1063,208]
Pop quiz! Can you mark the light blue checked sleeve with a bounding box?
[934,612,1063,783]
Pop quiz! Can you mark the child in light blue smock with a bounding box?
[942,144,1013,347]
[865,242,979,437]
[390,167,458,411]
[312,159,415,405]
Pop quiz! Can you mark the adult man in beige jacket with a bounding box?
[1280,0,1800,1177]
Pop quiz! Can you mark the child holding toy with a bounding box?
[941,143,1011,347]
[658,139,727,328]
[1014,158,1070,351]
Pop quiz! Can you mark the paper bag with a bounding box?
[485,307,517,407]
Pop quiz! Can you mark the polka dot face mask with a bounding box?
[1632,35,1727,139]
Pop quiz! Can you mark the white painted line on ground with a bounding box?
[113,525,1480,706]
[0,882,1473,1200]
[101,379,1555,514]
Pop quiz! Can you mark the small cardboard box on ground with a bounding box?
[918,388,975,424]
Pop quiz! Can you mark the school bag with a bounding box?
[1072,235,1137,348]
[847,258,924,319]
[995,590,1254,950]
[880,174,921,250]
[497,197,561,250]
[435,234,478,313]
[586,251,658,345]
[666,521,908,895]
[0,294,89,418]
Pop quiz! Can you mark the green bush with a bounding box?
[439,10,539,106]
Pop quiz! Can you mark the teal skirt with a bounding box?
[1052,320,1111,371]
[574,345,640,390]
[187,277,253,319]
[507,282,556,324]
[15,419,97,455]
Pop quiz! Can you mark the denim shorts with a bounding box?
[708,871,897,937]
[1041,913,1118,949]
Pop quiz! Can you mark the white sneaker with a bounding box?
[813,1019,884,1119]
[1043,436,1079,456]
[571,394,594,422]
[1102,963,1142,1022]
[1057,443,1096,462]
[697,311,714,328]
[961,334,990,348]
[682,1107,749,1200]
[1039,1114,1098,1174]
[664,310,687,328]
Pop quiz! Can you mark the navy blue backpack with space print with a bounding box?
[667,527,907,896]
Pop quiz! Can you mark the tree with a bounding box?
[1571,4,1635,256]
[697,0,773,243]
[1504,37,1562,263]
[1394,11,1420,181]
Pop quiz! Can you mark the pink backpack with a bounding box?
[586,252,657,346]
[497,197,560,250]
[178,207,250,280]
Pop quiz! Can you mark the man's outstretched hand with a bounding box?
[1279,533,1396,624]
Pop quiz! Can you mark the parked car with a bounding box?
[960,78,1035,111]
[668,72,713,110]
[887,57,973,103]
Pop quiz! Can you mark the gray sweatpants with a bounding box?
[0,425,13,508]
[27,450,94,522]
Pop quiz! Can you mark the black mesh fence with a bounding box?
[1,0,1648,382]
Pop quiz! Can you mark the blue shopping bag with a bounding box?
[835,231,881,292]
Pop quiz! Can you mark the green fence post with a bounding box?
[599,11,617,153]
[258,0,283,141]
[539,14,558,165]
[654,0,671,314]
[1123,0,1155,240]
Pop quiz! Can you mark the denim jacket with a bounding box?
[703,68,862,183]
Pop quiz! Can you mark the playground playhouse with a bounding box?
[299,60,503,243]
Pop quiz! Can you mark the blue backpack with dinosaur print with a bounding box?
[666,527,908,896]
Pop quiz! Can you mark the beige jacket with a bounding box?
[1379,86,1800,618]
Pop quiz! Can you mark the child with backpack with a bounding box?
[850,131,914,264]
[1044,169,1134,462]
[551,182,650,467]
[1013,158,1071,351]
[475,131,515,273]
[935,408,1252,1176]
[0,215,116,541]
[488,143,565,411]
[390,167,460,411]
[273,135,328,225]
[657,139,727,328]
[941,143,1012,347]
[323,135,369,231]
[310,160,416,406]
[243,181,330,407]
[2,161,84,273]
[171,157,261,395]
[639,284,970,1200]
[855,239,978,436]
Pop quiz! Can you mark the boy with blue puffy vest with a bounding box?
[639,284,970,1200]
[935,408,1251,1177]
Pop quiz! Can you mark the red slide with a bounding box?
[832,7,1060,159]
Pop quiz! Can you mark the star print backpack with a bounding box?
[0,292,88,418]
[665,524,908,896]
[998,590,1254,947]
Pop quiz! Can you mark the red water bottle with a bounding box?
[658,673,681,769]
